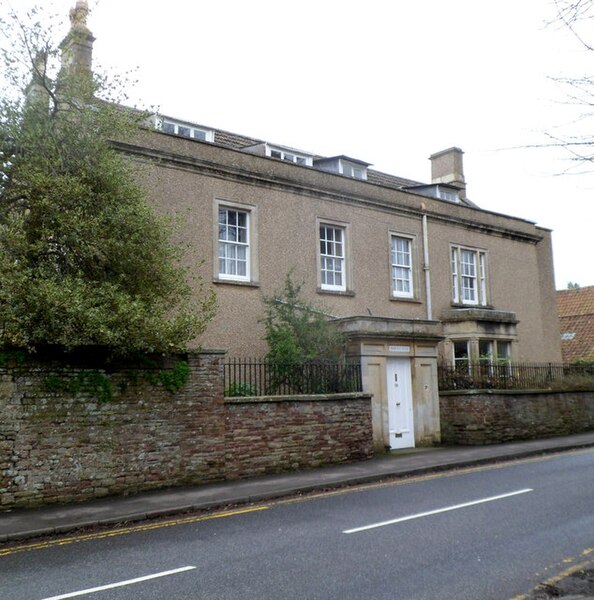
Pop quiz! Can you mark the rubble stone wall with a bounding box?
[224,394,373,479]
[0,353,372,509]
[440,389,594,445]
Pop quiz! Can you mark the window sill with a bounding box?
[317,287,355,297]
[213,278,260,288]
[390,296,422,304]
[450,302,493,310]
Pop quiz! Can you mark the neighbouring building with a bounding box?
[557,285,594,363]
[52,2,563,450]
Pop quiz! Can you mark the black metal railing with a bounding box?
[438,361,594,391]
[224,358,363,397]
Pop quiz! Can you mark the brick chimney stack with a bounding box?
[430,147,466,199]
[58,1,95,83]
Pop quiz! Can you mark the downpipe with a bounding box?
[422,213,432,321]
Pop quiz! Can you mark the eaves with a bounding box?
[113,141,544,245]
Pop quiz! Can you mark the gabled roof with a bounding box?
[557,285,594,362]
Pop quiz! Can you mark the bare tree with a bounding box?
[553,0,594,50]
[543,1,594,170]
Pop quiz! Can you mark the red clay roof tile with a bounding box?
[557,285,594,361]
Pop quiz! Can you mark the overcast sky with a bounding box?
[7,0,594,289]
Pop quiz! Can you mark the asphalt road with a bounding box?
[1,449,593,600]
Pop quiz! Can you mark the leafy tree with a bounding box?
[262,272,343,364]
[0,4,215,355]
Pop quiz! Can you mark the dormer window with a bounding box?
[437,186,459,203]
[341,162,366,179]
[268,146,312,166]
[314,156,371,180]
[156,117,214,142]
[401,183,462,203]
[241,142,314,165]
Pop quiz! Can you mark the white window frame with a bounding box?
[479,252,487,306]
[267,146,313,166]
[159,119,214,142]
[480,339,512,375]
[319,223,347,292]
[479,339,494,364]
[495,340,512,374]
[453,340,471,373]
[390,235,414,299]
[451,245,488,306]
[451,247,459,304]
[496,340,511,362]
[339,159,367,180]
[437,186,459,203]
[461,249,477,304]
[214,200,258,284]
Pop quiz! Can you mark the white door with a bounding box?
[386,357,415,449]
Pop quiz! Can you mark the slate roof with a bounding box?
[557,285,594,362]
[366,169,422,190]
[155,113,474,203]
[211,128,426,191]
[213,129,264,150]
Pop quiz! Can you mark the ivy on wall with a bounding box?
[0,350,26,368]
[31,360,191,403]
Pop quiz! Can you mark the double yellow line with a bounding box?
[1,448,590,558]
[0,505,269,557]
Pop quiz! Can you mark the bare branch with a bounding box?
[553,0,594,51]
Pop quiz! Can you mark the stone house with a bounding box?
[557,285,594,363]
[55,2,561,451]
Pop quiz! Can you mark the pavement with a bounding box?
[1,431,594,544]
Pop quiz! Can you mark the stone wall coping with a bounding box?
[187,349,228,357]
[224,392,373,405]
[440,388,594,397]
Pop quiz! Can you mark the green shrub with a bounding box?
[158,360,190,393]
[262,271,343,363]
[0,6,216,356]
[0,350,26,368]
[225,382,258,397]
[42,370,112,402]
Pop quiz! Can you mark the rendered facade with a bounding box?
[128,126,561,448]
[58,2,562,450]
